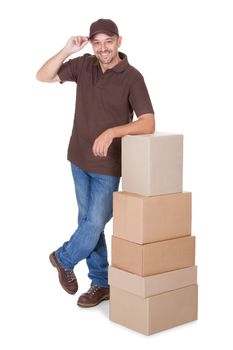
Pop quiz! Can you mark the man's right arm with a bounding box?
[36,36,89,83]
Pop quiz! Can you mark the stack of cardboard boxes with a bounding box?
[109,132,198,335]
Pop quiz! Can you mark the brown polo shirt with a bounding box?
[58,52,154,176]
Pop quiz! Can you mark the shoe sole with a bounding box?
[77,295,110,308]
[49,253,77,295]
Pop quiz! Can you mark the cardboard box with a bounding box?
[109,266,197,298]
[113,191,191,244]
[110,284,198,335]
[122,132,183,196]
[111,236,195,276]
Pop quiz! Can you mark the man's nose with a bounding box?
[99,43,107,51]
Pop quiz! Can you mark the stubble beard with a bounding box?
[97,50,114,65]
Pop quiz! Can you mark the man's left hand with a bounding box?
[92,129,114,157]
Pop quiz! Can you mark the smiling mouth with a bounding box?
[99,51,111,56]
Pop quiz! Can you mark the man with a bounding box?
[36,19,155,307]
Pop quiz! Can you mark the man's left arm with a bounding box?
[92,113,155,157]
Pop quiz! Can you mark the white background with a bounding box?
[0,0,232,348]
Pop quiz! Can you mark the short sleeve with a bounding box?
[129,75,154,117]
[57,55,86,83]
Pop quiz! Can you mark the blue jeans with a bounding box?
[56,163,120,288]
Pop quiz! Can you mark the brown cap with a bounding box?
[89,19,119,39]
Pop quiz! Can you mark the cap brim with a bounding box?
[89,30,118,39]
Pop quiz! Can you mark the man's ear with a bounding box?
[117,36,122,48]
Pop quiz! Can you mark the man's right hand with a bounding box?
[63,36,89,55]
[36,35,89,83]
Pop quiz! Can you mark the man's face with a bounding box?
[91,33,122,65]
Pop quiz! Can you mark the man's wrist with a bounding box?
[110,127,118,139]
[60,47,73,60]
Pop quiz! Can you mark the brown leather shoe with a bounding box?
[49,251,78,295]
[77,285,109,307]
